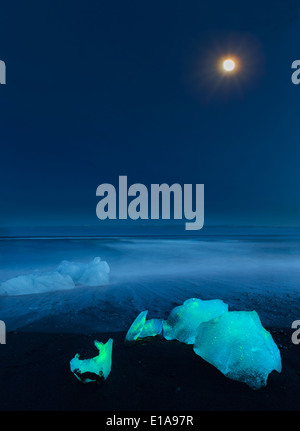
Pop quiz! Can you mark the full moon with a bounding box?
[223,59,235,72]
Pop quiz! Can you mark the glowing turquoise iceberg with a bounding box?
[193,311,282,390]
[125,311,164,342]
[140,318,164,338]
[70,338,113,383]
[163,298,228,344]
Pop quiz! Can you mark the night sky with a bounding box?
[1,0,300,229]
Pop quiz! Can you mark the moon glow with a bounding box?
[222,59,236,72]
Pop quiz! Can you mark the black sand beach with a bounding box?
[0,322,299,412]
[1,235,300,413]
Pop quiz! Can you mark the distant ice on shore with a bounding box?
[0,257,110,296]
[0,233,299,332]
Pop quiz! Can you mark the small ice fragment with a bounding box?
[125,311,148,342]
[70,338,113,383]
[193,311,282,390]
[125,311,164,342]
[163,298,228,344]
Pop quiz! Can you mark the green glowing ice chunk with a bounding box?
[163,298,228,344]
[125,311,148,342]
[193,311,282,390]
[70,338,113,383]
[125,311,164,342]
[139,318,164,338]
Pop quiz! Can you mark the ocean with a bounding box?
[0,227,300,332]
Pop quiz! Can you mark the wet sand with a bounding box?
[0,324,299,411]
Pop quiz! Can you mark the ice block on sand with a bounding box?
[125,311,164,342]
[140,318,164,338]
[0,271,75,296]
[57,257,110,286]
[0,257,110,296]
[193,311,282,390]
[163,298,228,344]
[70,338,113,383]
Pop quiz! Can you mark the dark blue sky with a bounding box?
[1,0,300,229]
